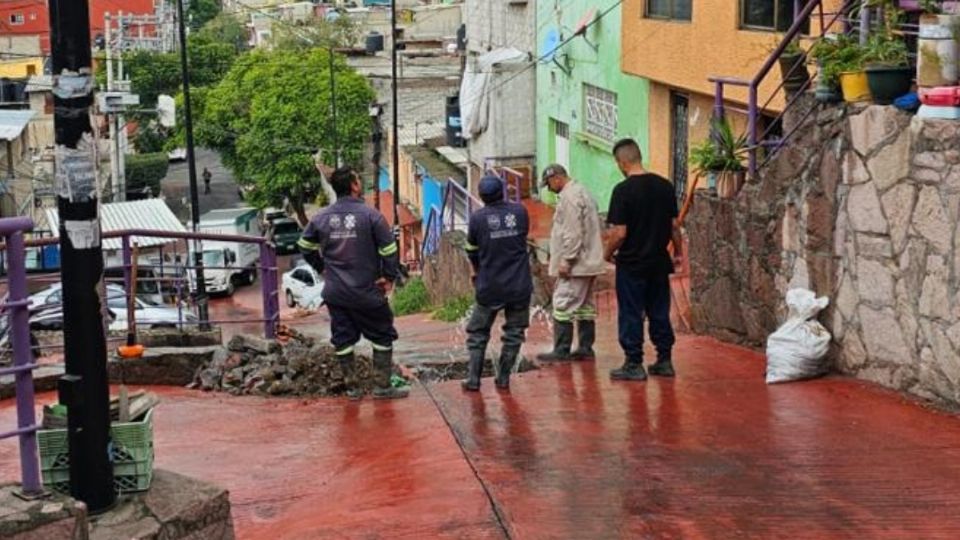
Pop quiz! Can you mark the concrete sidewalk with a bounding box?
[2,319,960,539]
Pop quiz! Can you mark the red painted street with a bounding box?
[3,316,960,539]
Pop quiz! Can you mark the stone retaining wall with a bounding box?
[689,104,960,406]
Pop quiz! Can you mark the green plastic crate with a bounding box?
[37,408,155,494]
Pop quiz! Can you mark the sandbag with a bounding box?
[765,288,831,384]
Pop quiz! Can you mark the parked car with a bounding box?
[282,264,324,309]
[26,283,195,332]
[268,218,303,254]
[168,148,186,162]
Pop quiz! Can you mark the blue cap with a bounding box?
[478,175,503,198]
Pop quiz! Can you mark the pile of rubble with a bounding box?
[192,332,396,397]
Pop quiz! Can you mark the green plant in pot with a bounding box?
[690,117,747,199]
[777,38,811,98]
[863,2,913,104]
[810,33,868,103]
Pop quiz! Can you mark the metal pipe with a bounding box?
[7,229,41,495]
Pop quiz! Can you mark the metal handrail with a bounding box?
[0,216,42,496]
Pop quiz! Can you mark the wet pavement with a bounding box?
[3,317,960,538]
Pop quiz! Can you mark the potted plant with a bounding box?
[810,33,870,103]
[689,117,747,199]
[863,6,913,104]
[917,0,960,87]
[778,38,811,98]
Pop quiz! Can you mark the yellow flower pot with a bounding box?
[839,70,872,103]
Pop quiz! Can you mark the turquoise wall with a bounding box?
[536,0,650,212]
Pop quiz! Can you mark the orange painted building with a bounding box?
[0,0,155,53]
[621,0,843,189]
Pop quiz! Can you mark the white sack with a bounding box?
[765,288,831,384]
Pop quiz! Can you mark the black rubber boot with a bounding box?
[648,355,676,378]
[371,349,409,399]
[536,320,573,362]
[610,357,647,381]
[571,320,596,361]
[338,352,362,399]
[461,350,484,392]
[495,349,519,390]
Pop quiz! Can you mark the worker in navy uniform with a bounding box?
[461,175,533,392]
[298,167,407,399]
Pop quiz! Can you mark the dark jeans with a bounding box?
[466,300,530,357]
[616,267,675,362]
[327,302,398,353]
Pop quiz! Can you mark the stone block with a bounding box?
[855,258,895,307]
[807,253,836,298]
[912,186,952,254]
[879,183,916,255]
[842,152,871,185]
[868,130,911,192]
[839,329,868,371]
[856,233,893,259]
[859,305,912,365]
[700,277,746,334]
[911,167,943,185]
[836,272,858,321]
[849,106,901,157]
[919,255,950,320]
[819,144,841,201]
[847,182,888,234]
[913,151,947,171]
[804,191,834,252]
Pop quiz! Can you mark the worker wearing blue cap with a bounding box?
[461,175,533,392]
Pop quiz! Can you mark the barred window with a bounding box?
[647,0,692,21]
[583,84,618,142]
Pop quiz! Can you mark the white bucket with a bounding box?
[918,14,960,87]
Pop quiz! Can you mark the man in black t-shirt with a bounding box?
[603,138,683,381]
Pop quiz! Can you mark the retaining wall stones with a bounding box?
[689,104,960,406]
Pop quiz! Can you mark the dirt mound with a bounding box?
[191,333,403,397]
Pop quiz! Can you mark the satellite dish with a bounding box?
[541,28,561,63]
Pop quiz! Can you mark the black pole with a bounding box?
[175,0,209,329]
[372,104,382,211]
[48,0,115,513]
[390,0,400,237]
[329,47,339,167]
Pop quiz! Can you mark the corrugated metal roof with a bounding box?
[45,199,186,251]
[0,110,35,141]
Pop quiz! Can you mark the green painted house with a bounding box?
[535,0,650,211]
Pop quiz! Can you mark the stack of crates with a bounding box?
[37,408,155,494]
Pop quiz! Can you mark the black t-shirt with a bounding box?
[606,173,678,278]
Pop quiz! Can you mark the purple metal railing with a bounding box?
[710,0,856,177]
[0,216,42,495]
[1,228,281,340]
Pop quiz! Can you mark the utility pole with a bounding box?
[48,0,116,513]
[329,48,339,167]
[390,0,401,239]
[370,103,383,211]
[175,0,210,329]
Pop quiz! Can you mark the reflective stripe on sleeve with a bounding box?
[378,242,399,256]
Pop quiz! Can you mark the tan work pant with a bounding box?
[552,276,597,322]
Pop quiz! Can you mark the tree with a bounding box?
[123,40,237,107]
[198,49,375,223]
[194,13,249,53]
[188,0,221,31]
[125,152,169,198]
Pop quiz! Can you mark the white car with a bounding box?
[168,148,187,162]
[27,283,196,332]
[282,264,324,309]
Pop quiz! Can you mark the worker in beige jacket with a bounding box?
[537,164,607,362]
